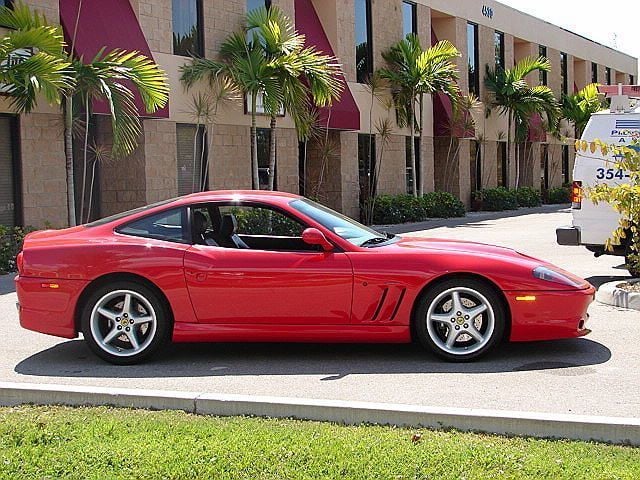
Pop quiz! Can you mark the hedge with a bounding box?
[373,192,465,225]
[0,225,34,274]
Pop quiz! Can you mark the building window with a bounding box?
[538,45,547,85]
[247,0,271,12]
[405,136,421,194]
[494,31,505,71]
[1,1,14,8]
[606,67,612,85]
[631,74,635,85]
[497,142,508,188]
[256,128,272,190]
[0,115,18,227]
[470,140,482,192]
[355,0,373,83]
[592,62,598,83]
[560,52,568,94]
[467,22,479,96]
[358,134,376,210]
[562,145,570,184]
[177,124,208,195]
[172,0,203,57]
[402,1,417,38]
[540,144,549,191]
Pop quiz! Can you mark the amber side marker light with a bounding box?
[571,181,582,209]
[41,283,59,289]
[515,296,536,301]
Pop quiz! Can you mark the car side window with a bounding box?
[116,208,189,244]
[225,206,305,237]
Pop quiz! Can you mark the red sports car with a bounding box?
[16,191,594,364]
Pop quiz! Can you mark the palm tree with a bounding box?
[181,34,277,190]
[562,83,603,138]
[0,2,71,113]
[66,47,169,225]
[246,6,343,191]
[379,35,461,197]
[485,56,560,188]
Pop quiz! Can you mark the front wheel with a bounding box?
[415,278,506,362]
[81,281,171,365]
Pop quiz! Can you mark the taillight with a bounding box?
[571,181,582,209]
[16,252,24,275]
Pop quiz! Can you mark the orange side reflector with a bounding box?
[515,296,536,301]
[41,283,59,289]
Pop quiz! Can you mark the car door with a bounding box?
[183,203,353,325]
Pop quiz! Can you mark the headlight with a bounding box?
[532,266,584,288]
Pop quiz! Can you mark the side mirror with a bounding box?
[302,228,334,252]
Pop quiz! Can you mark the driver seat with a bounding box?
[193,211,218,246]
[216,214,249,249]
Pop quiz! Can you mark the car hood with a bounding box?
[392,236,532,260]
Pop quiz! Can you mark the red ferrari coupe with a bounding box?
[16,191,594,364]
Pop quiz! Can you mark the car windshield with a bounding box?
[290,198,389,246]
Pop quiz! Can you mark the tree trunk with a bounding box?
[507,112,513,189]
[268,115,277,191]
[250,94,259,189]
[418,93,425,196]
[64,95,77,227]
[80,95,89,223]
[409,90,417,198]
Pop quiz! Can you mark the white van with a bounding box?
[556,85,640,276]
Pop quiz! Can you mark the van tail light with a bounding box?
[571,181,582,210]
[16,252,24,275]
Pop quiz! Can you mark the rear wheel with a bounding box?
[415,278,506,362]
[81,281,171,365]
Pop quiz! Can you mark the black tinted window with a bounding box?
[117,208,189,244]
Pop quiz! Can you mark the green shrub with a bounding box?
[546,186,571,204]
[479,187,518,211]
[0,225,35,274]
[422,191,466,218]
[373,192,465,224]
[515,187,542,207]
[231,208,304,236]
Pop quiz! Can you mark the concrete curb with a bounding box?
[1,382,639,446]
[596,279,640,310]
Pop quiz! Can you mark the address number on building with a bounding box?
[482,5,494,19]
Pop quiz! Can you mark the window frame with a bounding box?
[494,30,505,71]
[402,1,417,38]
[115,206,192,245]
[172,0,204,58]
[355,0,374,84]
[560,52,568,94]
[467,22,479,96]
[539,45,548,86]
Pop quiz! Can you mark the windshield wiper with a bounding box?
[360,236,389,247]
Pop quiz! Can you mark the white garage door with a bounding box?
[0,116,16,227]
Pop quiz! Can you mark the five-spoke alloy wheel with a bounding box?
[415,278,505,361]
[81,281,171,365]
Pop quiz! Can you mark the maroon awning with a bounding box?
[294,0,360,130]
[431,28,473,138]
[59,0,169,118]
[528,113,546,142]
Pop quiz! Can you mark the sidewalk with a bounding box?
[375,204,568,234]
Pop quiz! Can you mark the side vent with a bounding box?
[370,288,388,322]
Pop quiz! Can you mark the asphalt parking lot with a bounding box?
[1,206,639,418]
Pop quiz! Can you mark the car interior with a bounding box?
[191,204,322,252]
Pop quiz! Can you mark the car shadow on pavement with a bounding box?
[0,274,16,295]
[585,275,630,289]
[14,337,611,379]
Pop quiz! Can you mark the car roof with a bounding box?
[178,190,302,204]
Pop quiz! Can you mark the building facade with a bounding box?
[0,0,637,228]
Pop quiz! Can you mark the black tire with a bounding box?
[414,277,506,362]
[80,280,172,365]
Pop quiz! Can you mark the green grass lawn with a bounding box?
[0,406,638,479]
